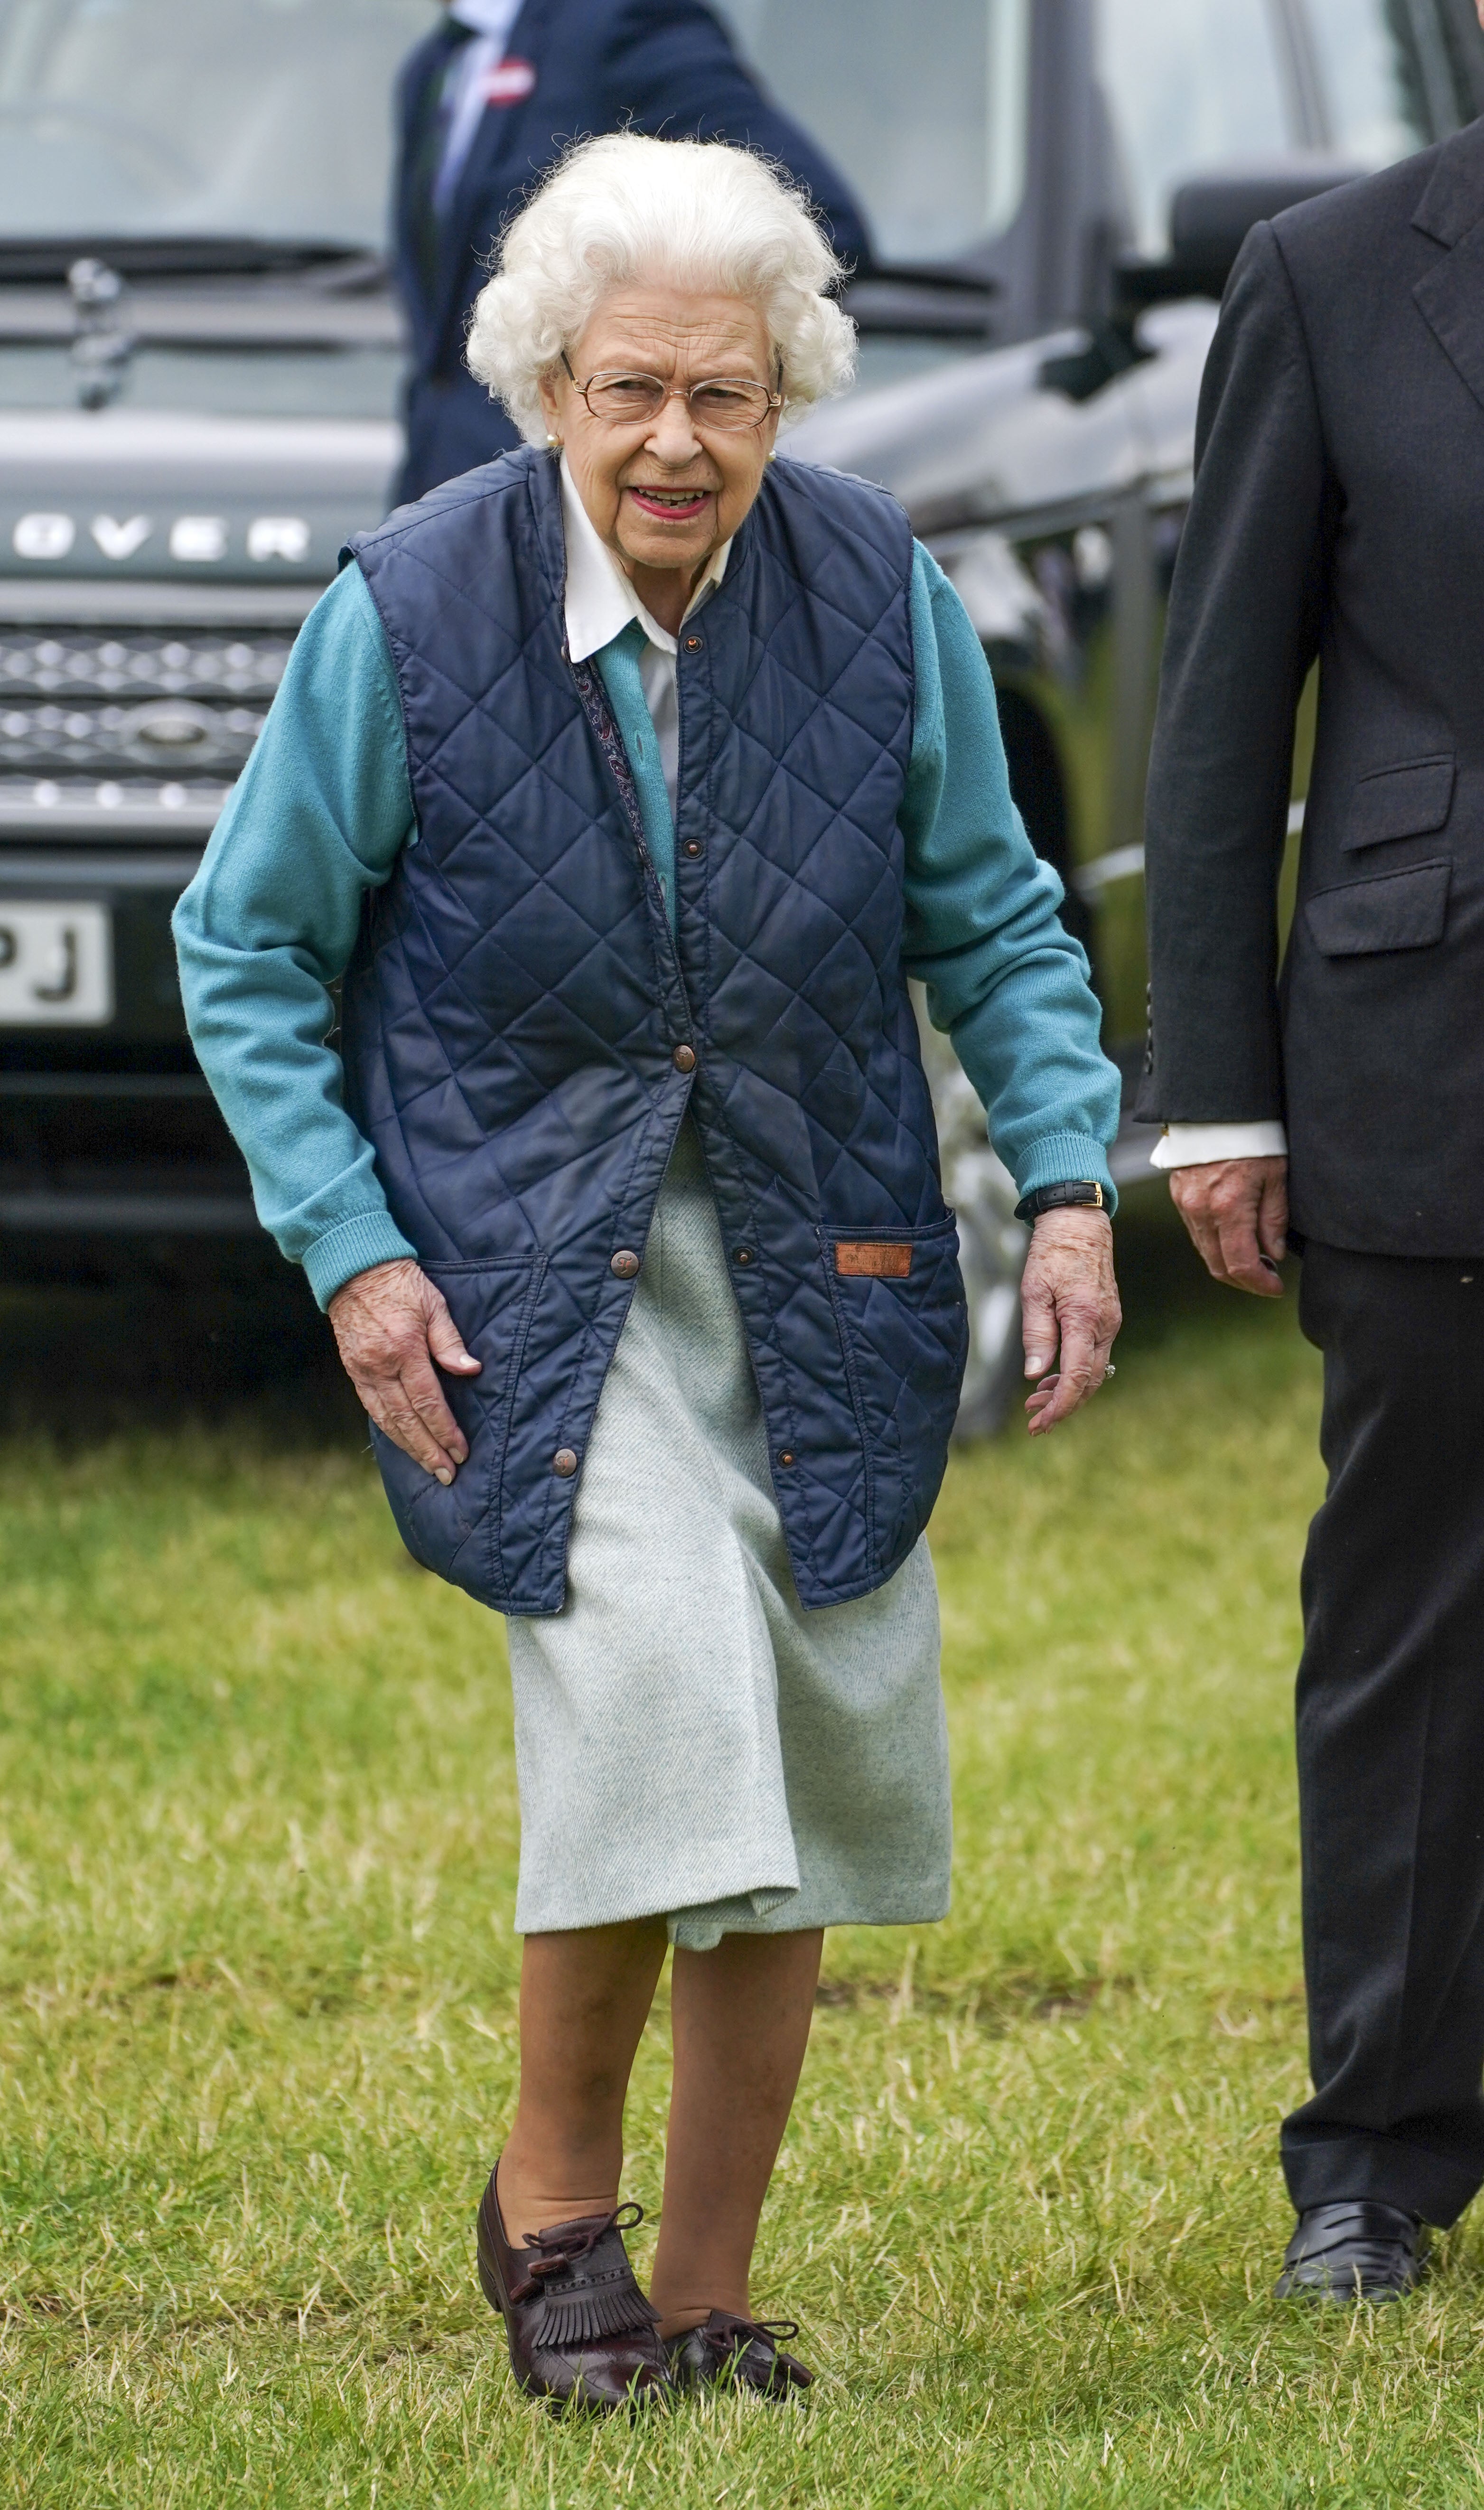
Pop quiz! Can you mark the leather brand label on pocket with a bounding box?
[835,1241,912,1279]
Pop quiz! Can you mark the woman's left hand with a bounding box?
[328,1256,482,1482]
[1019,1209,1121,1435]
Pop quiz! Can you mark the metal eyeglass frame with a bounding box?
[559,349,783,431]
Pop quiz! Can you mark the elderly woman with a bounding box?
[175,132,1121,2409]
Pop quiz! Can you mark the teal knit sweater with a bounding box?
[174,541,1120,1309]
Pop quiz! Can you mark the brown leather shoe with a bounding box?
[475,2168,669,2411]
[664,2308,813,2398]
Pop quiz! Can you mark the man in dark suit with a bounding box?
[1138,48,1484,2302]
[392,0,870,505]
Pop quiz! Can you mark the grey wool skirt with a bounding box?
[506,1121,952,1948]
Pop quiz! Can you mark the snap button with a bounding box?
[777,1449,796,1468]
[683,838,703,858]
[684,635,703,652]
[733,1246,755,1266]
[672,1043,697,1073]
[552,1448,579,1478]
[610,1249,640,1279]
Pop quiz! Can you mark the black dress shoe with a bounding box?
[1275,2201,1428,2302]
[476,2169,670,2410]
[664,2308,813,2398]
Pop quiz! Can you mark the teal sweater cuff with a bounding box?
[1014,1131,1118,1216]
[302,1210,418,1311]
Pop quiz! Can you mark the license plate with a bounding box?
[0,902,112,1025]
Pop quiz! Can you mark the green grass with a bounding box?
[5,1205,1484,2506]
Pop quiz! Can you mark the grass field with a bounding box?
[4,1201,1484,2507]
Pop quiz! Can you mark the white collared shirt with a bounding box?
[560,453,731,815]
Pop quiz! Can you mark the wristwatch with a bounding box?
[1014,1179,1108,1224]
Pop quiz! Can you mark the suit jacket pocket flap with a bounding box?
[1305,860,1451,956]
[1341,754,1455,851]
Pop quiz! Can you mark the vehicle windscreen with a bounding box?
[709,0,1029,265]
[1304,0,1475,157]
[1097,0,1430,256]
[0,0,435,247]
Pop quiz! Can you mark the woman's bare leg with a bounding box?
[497,1918,669,2247]
[647,1929,824,2338]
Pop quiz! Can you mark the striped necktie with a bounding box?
[407,17,479,299]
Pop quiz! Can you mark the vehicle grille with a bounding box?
[0,603,301,1253]
[0,626,288,805]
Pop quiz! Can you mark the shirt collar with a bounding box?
[448,0,522,37]
[560,453,731,663]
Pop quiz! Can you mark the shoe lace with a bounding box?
[698,2311,801,2357]
[507,2201,644,2304]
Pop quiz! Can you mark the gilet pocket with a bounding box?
[822,1214,969,1577]
[370,1255,544,1606]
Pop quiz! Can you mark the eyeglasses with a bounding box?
[560,350,782,432]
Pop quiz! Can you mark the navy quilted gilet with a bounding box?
[341,446,967,1615]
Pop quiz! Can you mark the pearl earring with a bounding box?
[547,434,562,450]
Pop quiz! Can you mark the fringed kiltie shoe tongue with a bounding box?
[507,2206,663,2345]
[476,2171,669,2410]
[664,2306,814,2398]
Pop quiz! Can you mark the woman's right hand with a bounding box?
[328,1258,481,1483]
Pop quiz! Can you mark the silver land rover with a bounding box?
[2,0,1479,1415]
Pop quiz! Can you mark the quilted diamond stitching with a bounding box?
[340,449,962,1614]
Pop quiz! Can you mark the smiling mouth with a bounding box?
[626,485,712,517]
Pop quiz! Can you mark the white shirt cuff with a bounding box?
[1148,1120,1289,1171]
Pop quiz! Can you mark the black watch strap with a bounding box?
[1014,1179,1108,1224]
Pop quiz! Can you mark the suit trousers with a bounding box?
[1284,1240,1484,2225]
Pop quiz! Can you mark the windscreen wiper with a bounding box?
[0,241,403,382]
[0,236,386,285]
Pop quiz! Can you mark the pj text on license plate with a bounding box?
[0,903,113,1025]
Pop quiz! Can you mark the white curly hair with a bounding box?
[465,131,858,441]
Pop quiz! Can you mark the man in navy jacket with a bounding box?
[392,0,870,504]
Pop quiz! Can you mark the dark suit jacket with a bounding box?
[392,0,870,504]
[1137,117,1484,1256]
